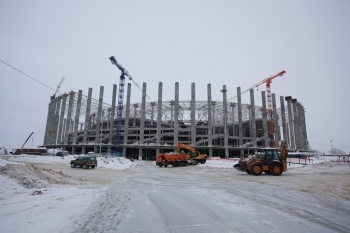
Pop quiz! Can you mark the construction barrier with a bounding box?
[337,156,350,163]
[287,157,313,165]
[208,157,240,162]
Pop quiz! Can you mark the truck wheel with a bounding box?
[71,163,75,168]
[270,164,283,176]
[173,162,178,167]
[91,165,95,169]
[158,162,163,167]
[83,164,87,169]
[251,164,263,176]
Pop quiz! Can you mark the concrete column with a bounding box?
[170,101,174,128]
[64,91,75,145]
[92,114,96,129]
[298,103,308,150]
[52,97,61,144]
[291,99,300,150]
[212,101,216,136]
[44,99,55,145]
[191,83,196,146]
[174,82,179,144]
[250,89,257,149]
[94,86,104,153]
[272,94,279,147]
[47,99,58,145]
[261,91,269,147]
[297,103,305,150]
[108,84,117,153]
[57,94,67,144]
[123,83,131,157]
[133,104,138,127]
[156,82,163,155]
[230,103,236,138]
[107,108,111,130]
[221,85,228,158]
[138,82,146,160]
[62,119,67,145]
[72,90,82,154]
[285,96,295,149]
[150,102,156,125]
[44,101,52,145]
[80,123,83,131]
[237,87,243,155]
[280,96,288,145]
[101,110,105,129]
[246,105,251,139]
[82,88,92,154]
[207,84,212,157]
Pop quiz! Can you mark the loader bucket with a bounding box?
[233,163,241,171]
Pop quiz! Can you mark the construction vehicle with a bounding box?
[175,142,207,164]
[233,141,288,176]
[13,132,34,155]
[156,142,207,167]
[156,153,191,167]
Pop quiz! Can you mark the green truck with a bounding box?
[70,156,98,169]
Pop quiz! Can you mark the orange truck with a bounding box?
[155,142,207,167]
[156,153,191,167]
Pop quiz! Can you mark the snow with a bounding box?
[0,154,134,233]
[0,153,348,232]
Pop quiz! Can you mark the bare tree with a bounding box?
[328,148,346,155]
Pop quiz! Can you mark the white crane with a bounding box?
[50,76,65,100]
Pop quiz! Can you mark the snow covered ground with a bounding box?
[0,151,349,232]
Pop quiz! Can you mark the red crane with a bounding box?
[228,70,286,147]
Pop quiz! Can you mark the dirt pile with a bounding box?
[0,163,83,189]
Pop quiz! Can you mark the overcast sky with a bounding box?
[1,0,349,153]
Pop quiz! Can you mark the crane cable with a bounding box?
[0,59,56,92]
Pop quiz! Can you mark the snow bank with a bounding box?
[0,154,134,170]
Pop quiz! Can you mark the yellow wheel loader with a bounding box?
[234,142,288,176]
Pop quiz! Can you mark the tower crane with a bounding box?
[109,56,150,155]
[50,76,65,100]
[228,70,286,147]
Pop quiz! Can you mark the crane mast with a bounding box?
[109,56,126,155]
[109,56,150,155]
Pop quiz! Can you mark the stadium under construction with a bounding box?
[43,82,309,160]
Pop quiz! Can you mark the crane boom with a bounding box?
[50,76,65,100]
[109,56,150,100]
[227,70,286,101]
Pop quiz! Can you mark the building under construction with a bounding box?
[43,82,309,160]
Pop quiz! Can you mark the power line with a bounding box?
[0,59,56,92]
